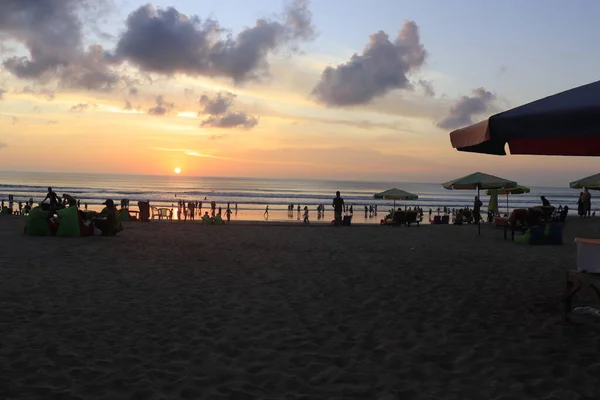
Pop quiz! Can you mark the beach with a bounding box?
[2,216,600,399]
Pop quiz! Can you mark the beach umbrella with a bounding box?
[443,172,517,235]
[373,188,418,209]
[485,185,531,213]
[570,173,600,190]
[449,80,600,156]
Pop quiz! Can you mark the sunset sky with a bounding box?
[1,0,599,186]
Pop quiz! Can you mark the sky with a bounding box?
[1,0,599,186]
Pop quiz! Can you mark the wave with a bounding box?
[0,175,588,212]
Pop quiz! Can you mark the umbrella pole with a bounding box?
[477,187,481,236]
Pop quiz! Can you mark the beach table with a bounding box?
[563,271,600,322]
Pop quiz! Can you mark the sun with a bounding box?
[174,167,181,174]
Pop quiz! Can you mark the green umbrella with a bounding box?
[443,172,517,235]
[485,185,531,213]
[373,188,418,209]
[570,173,600,190]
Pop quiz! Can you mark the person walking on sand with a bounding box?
[226,207,231,222]
[332,191,344,226]
[264,205,269,219]
[303,206,310,225]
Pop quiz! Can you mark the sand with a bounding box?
[2,216,600,399]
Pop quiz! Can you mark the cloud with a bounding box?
[129,87,139,96]
[200,112,258,129]
[0,142,6,149]
[0,87,5,99]
[111,0,315,83]
[200,92,236,115]
[70,103,89,113]
[418,79,435,97]
[47,120,58,124]
[11,116,18,125]
[436,88,496,130]
[499,66,507,75]
[148,95,174,115]
[208,134,227,140]
[0,1,125,90]
[0,0,87,78]
[22,86,56,100]
[311,21,427,106]
[198,91,258,129]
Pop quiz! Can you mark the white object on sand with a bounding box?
[574,238,600,273]
[573,306,600,317]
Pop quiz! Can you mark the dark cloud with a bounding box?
[0,142,7,149]
[0,88,5,99]
[124,100,133,110]
[200,92,236,115]
[70,103,89,113]
[200,113,258,129]
[129,87,139,96]
[198,91,258,129]
[311,21,427,106]
[57,44,122,91]
[436,88,496,130]
[0,0,85,78]
[0,0,123,90]
[418,79,435,97]
[111,0,315,83]
[148,95,174,115]
[22,86,56,100]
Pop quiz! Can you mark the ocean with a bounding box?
[0,171,590,223]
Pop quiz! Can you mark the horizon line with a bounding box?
[0,170,569,189]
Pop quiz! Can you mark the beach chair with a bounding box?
[391,211,406,225]
[405,211,420,227]
[152,207,172,221]
[538,206,556,223]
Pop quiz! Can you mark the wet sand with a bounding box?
[2,215,600,399]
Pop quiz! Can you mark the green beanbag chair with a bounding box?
[26,207,52,236]
[214,214,224,225]
[56,207,81,237]
[119,209,131,221]
[515,230,530,244]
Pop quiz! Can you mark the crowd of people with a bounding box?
[174,200,238,222]
[2,187,596,229]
